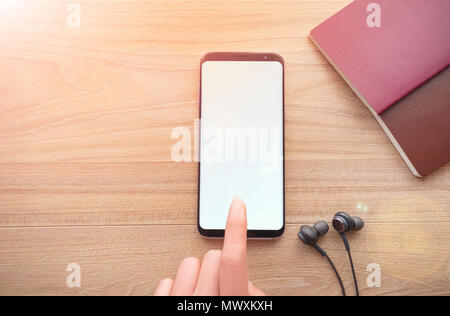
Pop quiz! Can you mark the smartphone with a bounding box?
[198,52,285,239]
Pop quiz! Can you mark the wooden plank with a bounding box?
[0,224,448,296]
[0,162,448,226]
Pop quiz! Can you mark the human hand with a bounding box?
[154,196,265,296]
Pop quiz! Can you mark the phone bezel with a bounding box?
[197,52,286,239]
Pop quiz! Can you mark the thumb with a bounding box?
[248,281,266,296]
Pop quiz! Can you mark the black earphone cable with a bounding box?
[339,233,360,296]
[324,253,347,296]
[313,244,346,296]
[346,249,359,296]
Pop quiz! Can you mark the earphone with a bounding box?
[332,212,364,234]
[298,221,329,249]
[298,212,365,296]
[298,221,346,296]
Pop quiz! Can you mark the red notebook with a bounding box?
[310,0,450,177]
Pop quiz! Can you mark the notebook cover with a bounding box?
[381,67,450,177]
[310,0,450,115]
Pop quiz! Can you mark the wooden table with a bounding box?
[0,0,448,296]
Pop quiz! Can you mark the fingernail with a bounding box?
[233,195,243,203]
[231,196,244,211]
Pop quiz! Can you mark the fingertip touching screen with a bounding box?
[199,59,284,233]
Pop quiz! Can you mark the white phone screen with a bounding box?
[199,60,284,232]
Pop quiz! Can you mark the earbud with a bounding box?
[298,221,329,246]
[332,212,364,234]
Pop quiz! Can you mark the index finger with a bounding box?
[220,196,248,296]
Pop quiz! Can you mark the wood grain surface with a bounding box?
[0,0,448,296]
